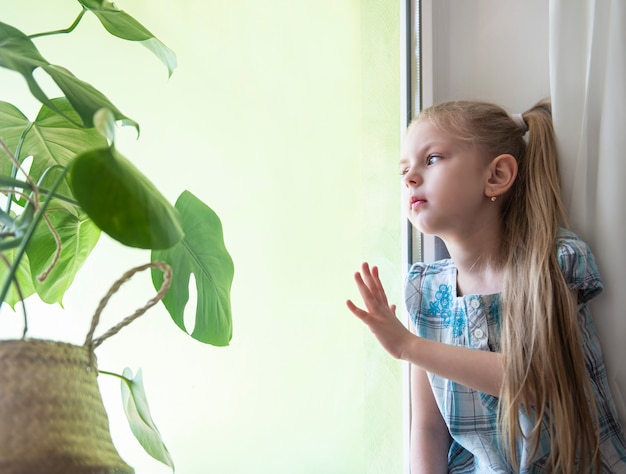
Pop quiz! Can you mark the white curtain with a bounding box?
[549,0,626,422]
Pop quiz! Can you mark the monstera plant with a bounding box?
[0,0,233,470]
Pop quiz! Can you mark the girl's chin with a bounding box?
[408,219,444,238]
[408,215,429,233]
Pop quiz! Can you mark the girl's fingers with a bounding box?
[355,270,383,306]
[371,265,390,307]
[357,263,375,287]
[353,272,374,302]
[358,263,389,307]
[349,263,396,326]
[346,299,358,315]
[346,299,369,322]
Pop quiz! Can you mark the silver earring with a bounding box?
[490,196,497,202]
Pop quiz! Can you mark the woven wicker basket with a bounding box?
[0,339,133,474]
[0,262,172,474]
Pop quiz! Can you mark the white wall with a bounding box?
[422,0,550,111]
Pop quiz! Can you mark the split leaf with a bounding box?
[152,191,234,346]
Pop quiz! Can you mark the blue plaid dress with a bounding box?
[406,229,626,473]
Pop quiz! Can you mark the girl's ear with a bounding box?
[485,154,518,198]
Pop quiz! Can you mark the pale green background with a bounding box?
[0,1,402,472]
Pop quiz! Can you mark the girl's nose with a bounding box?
[403,169,420,187]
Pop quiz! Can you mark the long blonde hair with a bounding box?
[418,99,599,472]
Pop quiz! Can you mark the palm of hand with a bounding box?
[346,262,413,359]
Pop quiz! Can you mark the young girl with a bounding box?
[346,99,626,473]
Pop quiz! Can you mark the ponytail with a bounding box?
[500,99,600,472]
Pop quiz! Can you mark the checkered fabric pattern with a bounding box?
[405,229,626,473]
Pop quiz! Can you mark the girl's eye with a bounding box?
[427,154,442,165]
[400,168,409,176]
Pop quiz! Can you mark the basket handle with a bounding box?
[84,261,172,350]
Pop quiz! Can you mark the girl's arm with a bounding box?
[410,364,451,473]
[346,263,503,397]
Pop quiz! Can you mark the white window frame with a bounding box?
[400,0,444,471]
[400,1,418,472]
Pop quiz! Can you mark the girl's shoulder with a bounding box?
[405,259,457,331]
[407,258,456,282]
[556,228,603,303]
[405,259,457,305]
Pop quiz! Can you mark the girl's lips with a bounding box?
[410,196,426,210]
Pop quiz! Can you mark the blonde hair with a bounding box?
[417,100,600,472]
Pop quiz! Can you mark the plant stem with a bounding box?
[0,253,27,335]
[28,9,87,39]
[0,168,68,312]
[0,177,79,207]
[100,369,131,384]
[1,130,31,213]
[36,213,62,283]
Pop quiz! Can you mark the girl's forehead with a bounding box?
[401,120,477,157]
[404,120,456,146]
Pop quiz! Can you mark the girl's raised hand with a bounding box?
[346,262,414,359]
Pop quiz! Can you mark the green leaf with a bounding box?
[0,22,138,130]
[10,203,35,239]
[26,200,100,305]
[0,101,29,177]
[120,368,175,471]
[79,0,177,77]
[41,64,139,131]
[0,246,35,310]
[93,108,117,144]
[0,208,14,228]
[0,98,108,198]
[0,22,47,72]
[69,146,184,249]
[152,191,234,346]
[0,22,56,114]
